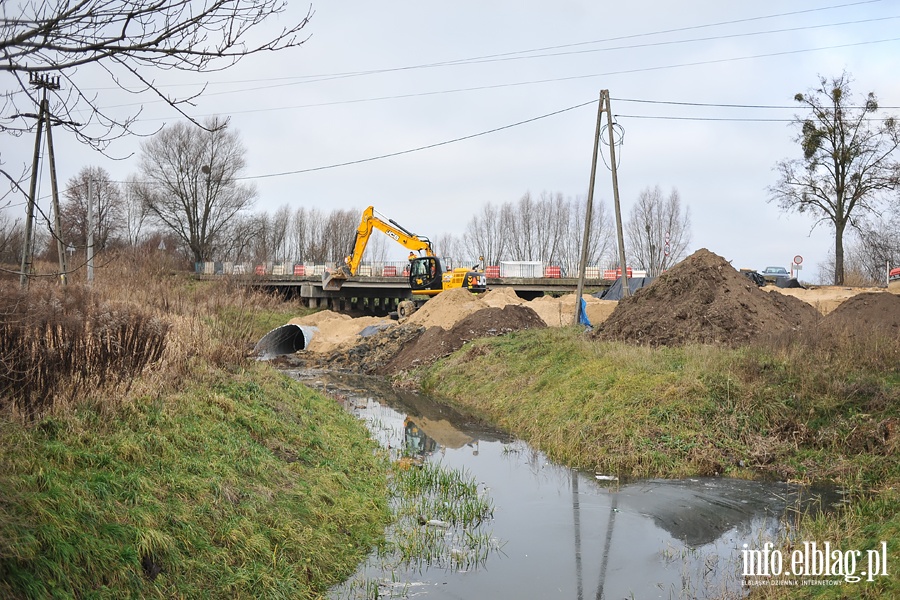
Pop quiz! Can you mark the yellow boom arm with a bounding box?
[322,206,434,290]
[345,206,434,274]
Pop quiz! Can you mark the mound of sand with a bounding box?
[288,310,394,354]
[593,248,820,347]
[404,287,489,330]
[530,294,618,327]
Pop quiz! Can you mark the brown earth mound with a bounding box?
[593,248,820,347]
[381,304,546,374]
[289,303,546,376]
[820,292,900,337]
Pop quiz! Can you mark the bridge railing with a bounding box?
[195,260,647,280]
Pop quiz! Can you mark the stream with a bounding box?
[285,369,841,600]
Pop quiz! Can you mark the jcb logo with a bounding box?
[387,232,400,241]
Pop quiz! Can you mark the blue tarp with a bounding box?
[578,297,592,328]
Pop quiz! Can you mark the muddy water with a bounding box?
[287,370,838,600]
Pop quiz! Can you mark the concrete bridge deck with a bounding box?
[209,274,611,315]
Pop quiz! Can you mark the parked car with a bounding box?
[761,266,790,284]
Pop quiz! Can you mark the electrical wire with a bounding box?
[106,36,900,124]
[86,0,890,97]
[240,99,599,180]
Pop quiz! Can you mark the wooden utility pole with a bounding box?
[18,73,65,288]
[574,92,605,325]
[87,177,94,283]
[575,89,629,324]
[604,90,630,298]
[45,102,68,284]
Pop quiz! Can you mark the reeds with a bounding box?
[0,282,168,417]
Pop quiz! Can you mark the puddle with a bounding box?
[287,369,840,600]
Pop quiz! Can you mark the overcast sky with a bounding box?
[5,0,900,277]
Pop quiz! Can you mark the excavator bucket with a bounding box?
[322,265,350,291]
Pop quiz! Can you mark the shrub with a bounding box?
[0,283,168,417]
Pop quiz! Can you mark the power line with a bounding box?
[612,98,900,110]
[239,99,598,180]
[106,36,900,124]
[88,0,889,98]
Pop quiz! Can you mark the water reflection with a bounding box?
[288,370,836,600]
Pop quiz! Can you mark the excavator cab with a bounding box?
[409,256,443,292]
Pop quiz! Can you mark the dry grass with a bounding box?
[0,254,390,599]
[0,282,168,418]
[1,252,307,419]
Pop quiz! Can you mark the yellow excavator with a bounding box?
[322,206,486,319]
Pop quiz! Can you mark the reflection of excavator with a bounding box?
[323,206,486,320]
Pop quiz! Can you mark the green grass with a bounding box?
[334,461,500,599]
[0,363,390,599]
[420,326,900,598]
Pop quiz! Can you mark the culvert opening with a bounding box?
[254,324,316,359]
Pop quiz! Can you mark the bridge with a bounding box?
[217,274,611,315]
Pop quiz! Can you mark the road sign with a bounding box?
[793,255,803,265]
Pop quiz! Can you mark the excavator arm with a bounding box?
[323,206,434,291]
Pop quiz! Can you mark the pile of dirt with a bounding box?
[382,304,547,375]
[766,286,889,315]
[294,323,427,375]
[292,304,546,376]
[819,292,900,337]
[593,248,820,347]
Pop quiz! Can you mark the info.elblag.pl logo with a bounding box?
[742,541,889,586]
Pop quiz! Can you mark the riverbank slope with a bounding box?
[0,264,391,599]
[422,325,899,597]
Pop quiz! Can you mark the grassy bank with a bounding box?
[420,326,900,597]
[0,265,391,599]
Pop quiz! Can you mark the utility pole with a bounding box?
[574,92,605,326]
[575,89,629,325]
[87,177,94,283]
[604,90,629,298]
[18,73,69,288]
[45,99,68,285]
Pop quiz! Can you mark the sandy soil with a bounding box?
[280,264,896,356]
[765,285,894,315]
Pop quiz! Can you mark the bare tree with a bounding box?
[362,230,389,265]
[269,204,291,263]
[323,209,361,264]
[60,166,123,252]
[2,1,312,156]
[463,203,507,267]
[218,213,262,264]
[504,193,537,261]
[626,186,691,276]
[854,209,900,284]
[289,207,312,262]
[558,194,611,275]
[434,232,466,267]
[769,72,900,285]
[304,208,328,264]
[137,117,257,263]
[0,213,23,265]
[121,175,149,249]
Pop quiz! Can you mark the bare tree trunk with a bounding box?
[834,219,846,285]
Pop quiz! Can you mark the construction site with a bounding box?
[266,247,900,377]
